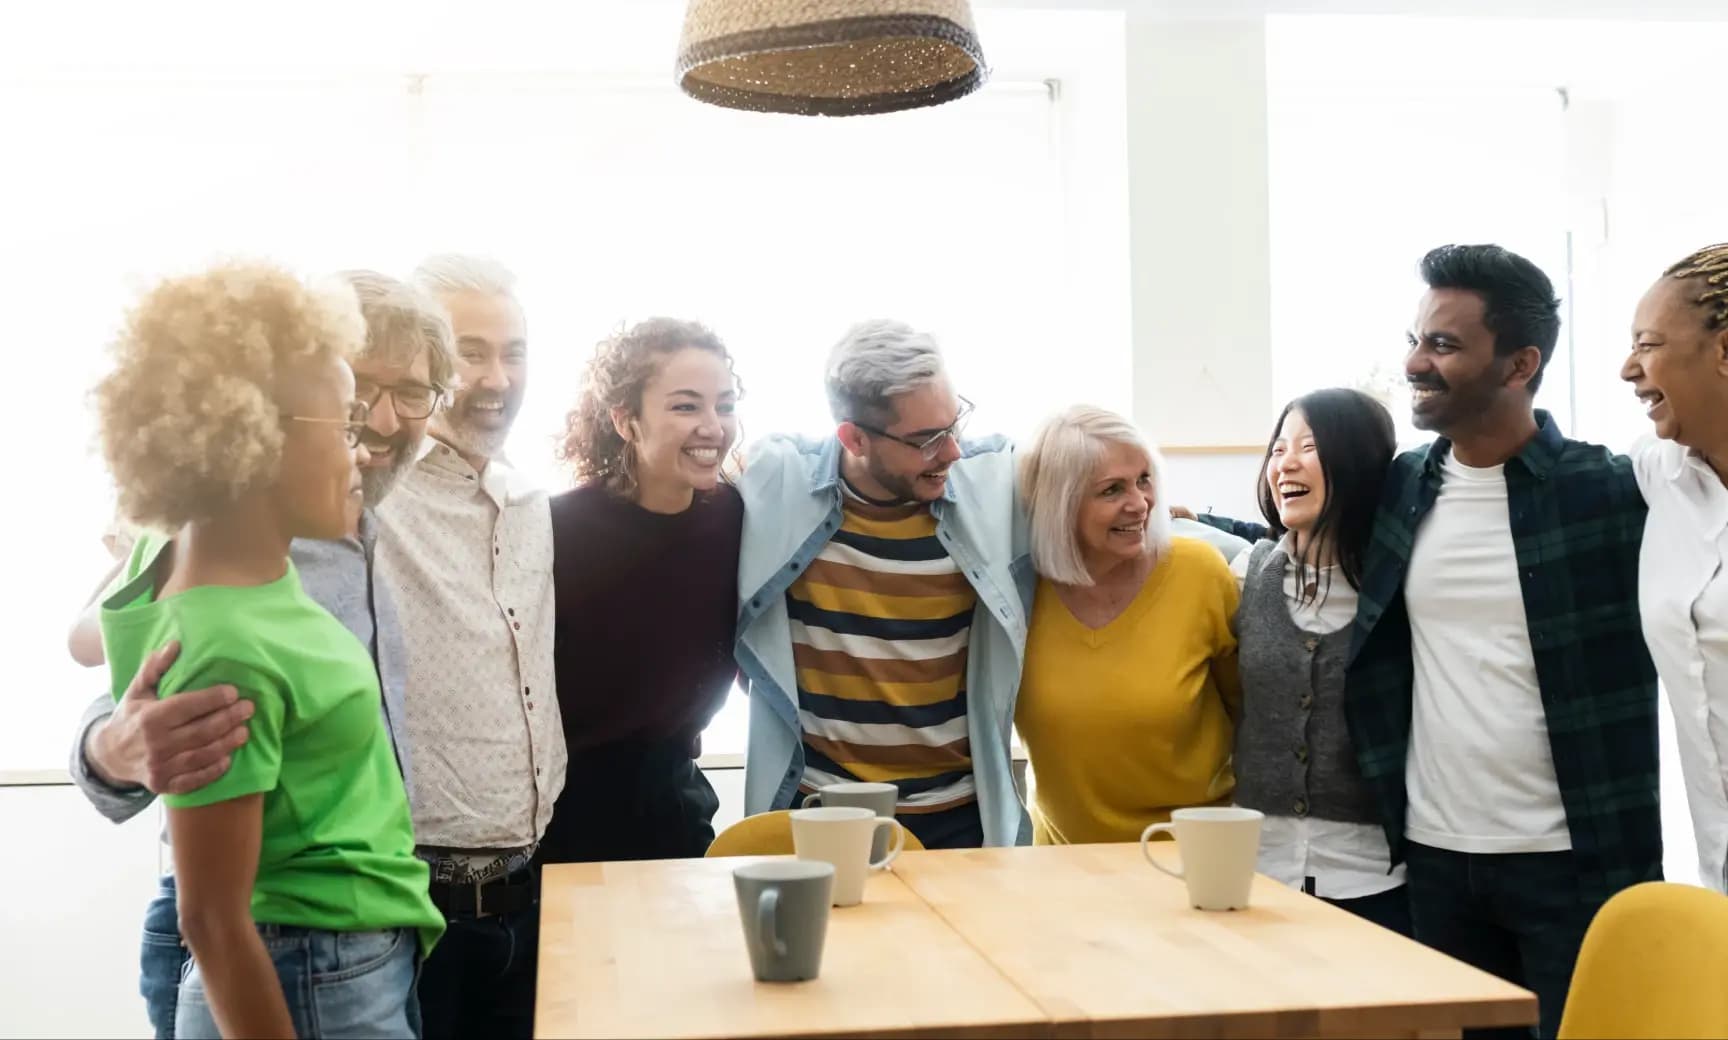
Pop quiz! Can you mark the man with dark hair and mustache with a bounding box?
[378,254,565,1040]
[66,269,456,1038]
[1346,244,1659,1039]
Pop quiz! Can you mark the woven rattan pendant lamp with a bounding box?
[676,0,987,116]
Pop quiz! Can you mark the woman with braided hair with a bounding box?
[534,318,744,863]
[1623,243,1728,892]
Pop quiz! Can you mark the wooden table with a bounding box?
[892,844,1536,1039]
[537,845,1537,1039]
[535,855,1050,1038]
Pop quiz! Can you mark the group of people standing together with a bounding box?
[64,239,1728,1040]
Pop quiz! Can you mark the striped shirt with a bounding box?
[788,485,978,814]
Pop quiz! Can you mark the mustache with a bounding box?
[360,428,410,452]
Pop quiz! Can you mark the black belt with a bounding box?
[428,865,540,920]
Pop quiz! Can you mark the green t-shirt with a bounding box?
[100,535,443,954]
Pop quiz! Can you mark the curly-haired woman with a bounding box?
[534,317,745,863]
[92,263,442,1039]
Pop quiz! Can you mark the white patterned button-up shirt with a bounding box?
[377,439,566,866]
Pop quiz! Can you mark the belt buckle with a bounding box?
[472,878,488,919]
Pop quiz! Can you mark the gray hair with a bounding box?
[338,269,456,393]
[1018,405,1172,586]
[410,254,518,301]
[825,319,947,426]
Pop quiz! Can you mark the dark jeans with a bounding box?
[536,738,720,863]
[1405,841,1600,1040]
[900,799,986,850]
[1324,884,1414,936]
[141,877,189,1039]
[417,903,539,1040]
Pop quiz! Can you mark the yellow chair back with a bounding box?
[705,810,927,858]
[1559,881,1728,1039]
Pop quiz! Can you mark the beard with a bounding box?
[1409,368,1505,434]
[359,428,418,508]
[864,451,943,504]
[434,385,522,461]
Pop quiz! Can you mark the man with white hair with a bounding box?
[735,319,1033,849]
[379,255,565,1040]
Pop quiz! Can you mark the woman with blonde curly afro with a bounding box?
[535,317,745,864]
[91,263,442,1039]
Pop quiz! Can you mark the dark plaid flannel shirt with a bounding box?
[1344,410,1661,904]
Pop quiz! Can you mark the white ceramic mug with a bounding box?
[801,782,899,860]
[1140,807,1264,911]
[790,806,905,907]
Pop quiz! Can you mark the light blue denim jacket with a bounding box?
[735,434,1034,846]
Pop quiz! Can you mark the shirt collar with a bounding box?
[1672,443,1714,483]
[1423,408,1563,481]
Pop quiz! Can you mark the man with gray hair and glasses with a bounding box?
[735,319,1033,849]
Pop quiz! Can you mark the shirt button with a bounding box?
[527,701,534,711]
[536,767,543,776]
[494,547,500,556]
[524,686,531,696]
[508,607,515,617]
[751,599,762,609]
[513,622,521,631]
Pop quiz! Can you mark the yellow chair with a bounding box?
[705,810,926,858]
[1559,881,1728,1039]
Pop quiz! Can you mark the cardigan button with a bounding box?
[1294,745,1309,764]
[1302,637,1319,653]
[1293,797,1309,817]
[1298,692,1314,710]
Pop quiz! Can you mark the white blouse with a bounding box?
[1635,436,1728,892]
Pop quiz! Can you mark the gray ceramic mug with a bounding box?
[802,781,899,861]
[732,860,835,983]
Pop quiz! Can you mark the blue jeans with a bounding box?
[160,900,419,1040]
[141,877,190,1039]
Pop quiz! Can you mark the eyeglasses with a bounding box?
[850,396,974,460]
[287,400,372,448]
[356,377,444,421]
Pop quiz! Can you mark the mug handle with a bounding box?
[869,818,906,870]
[756,888,787,957]
[800,792,822,809]
[1140,822,1184,880]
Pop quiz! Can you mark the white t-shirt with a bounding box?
[1403,453,1571,854]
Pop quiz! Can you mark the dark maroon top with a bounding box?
[547,481,743,755]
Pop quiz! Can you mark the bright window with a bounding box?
[0,9,1127,770]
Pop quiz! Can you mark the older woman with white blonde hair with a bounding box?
[1014,405,1242,844]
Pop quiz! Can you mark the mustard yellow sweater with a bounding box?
[1016,537,1242,845]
